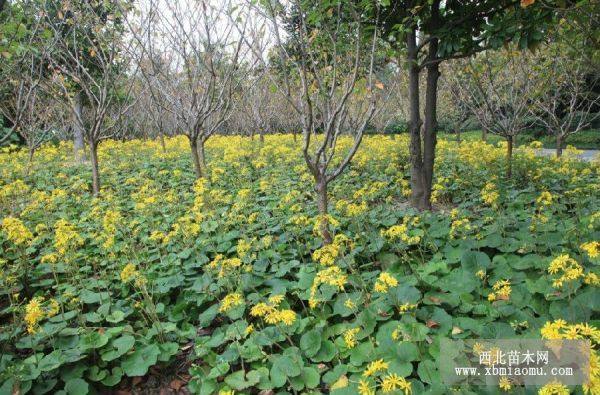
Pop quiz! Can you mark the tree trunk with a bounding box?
[506,135,513,179]
[556,134,563,157]
[189,138,203,178]
[158,120,166,153]
[197,139,207,174]
[406,30,425,209]
[90,141,100,196]
[259,131,264,143]
[481,129,487,142]
[421,41,440,210]
[73,91,86,163]
[25,147,35,176]
[316,177,332,245]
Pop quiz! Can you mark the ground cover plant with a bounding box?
[0,135,599,394]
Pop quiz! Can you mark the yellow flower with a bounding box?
[250,302,273,317]
[358,379,375,395]
[381,373,411,394]
[236,239,252,258]
[499,376,512,392]
[54,219,84,256]
[344,298,356,309]
[363,359,389,377]
[536,191,554,207]
[120,263,138,283]
[481,182,499,208]
[309,266,348,308]
[343,327,360,348]
[548,255,584,288]
[581,241,599,259]
[244,324,254,336]
[584,272,599,286]
[374,272,398,293]
[268,294,284,306]
[24,296,45,334]
[276,309,296,326]
[2,217,33,246]
[537,380,569,395]
[220,293,244,313]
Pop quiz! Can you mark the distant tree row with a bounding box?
[1,0,598,242]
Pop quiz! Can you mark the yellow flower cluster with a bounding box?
[537,381,569,395]
[359,360,411,394]
[540,320,599,394]
[309,266,347,308]
[289,214,311,226]
[498,376,512,392]
[54,219,84,256]
[381,373,411,394]
[343,327,360,348]
[1,216,33,246]
[487,279,511,302]
[120,263,147,287]
[380,216,421,245]
[24,296,60,334]
[0,179,30,201]
[548,255,584,288]
[220,292,244,313]
[450,217,472,239]
[132,184,158,211]
[431,176,449,204]
[363,359,389,377]
[101,210,121,249]
[166,215,202,242]
[208,255,242,278]
[481,182,500,208]
[581,241,599,259]
[312,234,352,266]
[312,214,340,236]
[398,303,418,313]
[537,191,554,207]
[374,272,398,293]
[335,199,368,217]
[236,239,253,259]
[250,294,296,326]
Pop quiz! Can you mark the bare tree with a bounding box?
[238,0,382,244]
[0,3,52,148]
[452,51,534,178]
[529,51,599,157]
[132,0,246,178]
[43,0,139,195]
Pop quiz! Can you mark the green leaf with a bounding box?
[417,360,439,384]
[121,344,160,377]
[64,378,89,395]
[100,335,135,362]
[300,329,322,358]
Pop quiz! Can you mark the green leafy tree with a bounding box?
[377,0,554,209]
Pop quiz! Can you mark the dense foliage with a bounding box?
[1,135,599,394]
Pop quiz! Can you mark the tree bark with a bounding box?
[197,139,207,174]
[556,134,563,157]
[25,147,35,176]
[481,129,487,142]
[189,138,203,178]
[316,177,332,245]
[422,40,440,210]
[90,141,100,196]
[73,91,86,163]
[506,135,513,179]
[406,29,425,209]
